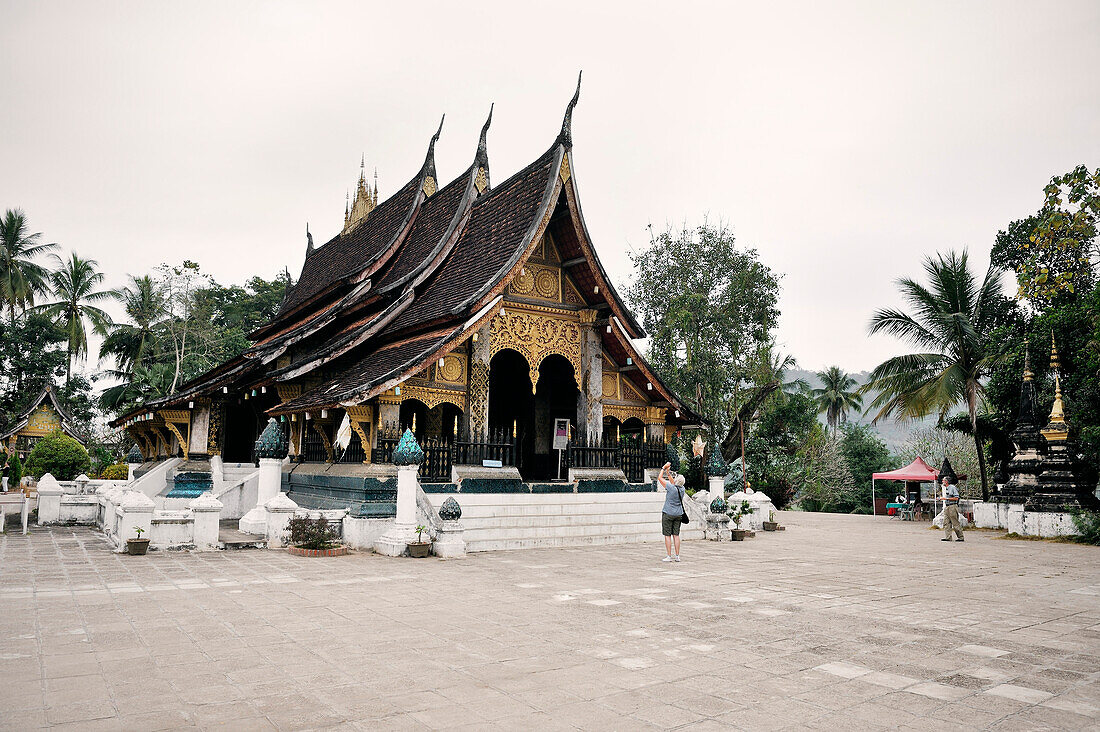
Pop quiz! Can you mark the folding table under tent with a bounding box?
[871,457,940,516]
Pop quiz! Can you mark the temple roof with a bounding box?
[1,384,83,443]
[113,77,704,428]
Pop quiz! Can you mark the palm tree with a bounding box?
[100,275,165,376]
[864,250,1010,500]
[33,252,115,383]
[99,362,173,412]
[811,366,863,431]
[0,209,58,322]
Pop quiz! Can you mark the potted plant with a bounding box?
[763,509,779,531]
[729,500,753,541]
[127,526,150,555]
[285,516,347,557]
[408,524,432,558]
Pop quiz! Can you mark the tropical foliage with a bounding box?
[33,252,115,382]
[627,222,780,437]
[25,430,91,480]
[864,251,1014,499]
[810,366,863,431]
[0,209,57,322]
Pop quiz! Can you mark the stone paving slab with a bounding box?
[1,512,1098,730]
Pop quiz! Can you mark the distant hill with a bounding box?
[786,368,935,454]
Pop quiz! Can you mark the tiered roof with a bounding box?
[112,76,702,427]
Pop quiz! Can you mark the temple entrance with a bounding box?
[222,397,267,463]
[531,355,579,480]
[489,350,534,474]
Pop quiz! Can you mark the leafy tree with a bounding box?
[8,452,22,489]
[626,222,780,437]
[0,209,57,322]
[187,273,290,375]
[1013,165,1099,303]
[865,250,1014,500]
[0,313,67,430]
[34,253,115,383]
[99,362,174,413]
[25,430,91,480]
[838,424,895,512]
[811,366,864,431]
[798,431,856,512]
[745,390,820,509]
[900,425,980,494]
[100,274,165,377]
[156,260,212,394]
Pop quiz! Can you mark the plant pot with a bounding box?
[763,522,778,531]
[731,529,750,541]
[126,538,150,556]
[408,541,432,558]
[287,545,348,557]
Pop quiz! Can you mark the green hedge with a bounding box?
[26,431,91,481]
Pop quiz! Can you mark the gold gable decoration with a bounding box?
[559,153,571,183]
[158,410,192,461]
[379,385,466,411]
[474,167,489,194]
[508,262,561,302]
[489,308,582,392]
[423,176,437,197]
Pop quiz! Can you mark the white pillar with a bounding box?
[36,473,63,525]
[116,491,155,553]
[264,492,298,548]
[127,463,141,481]
[708,475,725,504]
[374,464,419,556]
[239,457,282,535]
[189,491,224,551]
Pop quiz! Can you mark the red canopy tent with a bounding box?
[873,457,939,482]
[871,457,940,516]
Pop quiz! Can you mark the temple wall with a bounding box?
[972,500,1080,537]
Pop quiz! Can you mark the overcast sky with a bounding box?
[3,0,1099,377]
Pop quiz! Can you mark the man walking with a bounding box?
[940,475,963,542]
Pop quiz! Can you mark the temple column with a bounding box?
[188,404,210,460]
[576,312,602,440]
[467,323,491,438]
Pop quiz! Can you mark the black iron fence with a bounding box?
[370,426,517,482]
[567,435,666,483]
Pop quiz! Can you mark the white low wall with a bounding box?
[214,470,259,520]
[972,500,1080,537]
[424,491,705,552]
[342,516,393,549]
[150,511,194,549]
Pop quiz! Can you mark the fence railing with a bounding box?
[566,436,666,483]
[370,426,517,482]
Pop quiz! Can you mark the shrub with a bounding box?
[1071,509,1100,546]
[100,463,129,480]
[8,452,22,489]
[285,516,340,550]
[26,431,91,481]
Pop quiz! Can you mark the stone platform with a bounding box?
[0,512,1097,730]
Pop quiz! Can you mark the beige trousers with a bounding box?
[944,504,963,540]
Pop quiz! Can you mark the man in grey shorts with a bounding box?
[657,461,686,562]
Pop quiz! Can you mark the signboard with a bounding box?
[482,459,503,468]
[553,419,571,450]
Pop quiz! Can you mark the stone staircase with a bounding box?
[218,519,266,549]
[426,491,704,552]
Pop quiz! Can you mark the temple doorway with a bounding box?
[488,349,535,474]
[531,355,579,480]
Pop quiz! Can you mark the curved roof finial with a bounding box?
[306,222,314,256]
[421,114,445,181]
[558,71,582,149]
[476,103,494,164]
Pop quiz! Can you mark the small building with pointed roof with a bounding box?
[111,77,704,484]
[2,384,85,457]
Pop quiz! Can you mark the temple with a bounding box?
[2,384,84,457]
[111,77,703,488]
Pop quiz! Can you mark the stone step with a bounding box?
[218,527,266,549]
[460,512,665,530]
[466,530,696,552]
[463,521,669,542]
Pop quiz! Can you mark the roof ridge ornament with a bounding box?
[474,104,493,194]
[305,223,314,256]
[421,115,445,197]
[558,71,582,149]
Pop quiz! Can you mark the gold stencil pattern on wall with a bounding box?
[602,372,619,399]
[508,263,560,302]
[437,353,466,383]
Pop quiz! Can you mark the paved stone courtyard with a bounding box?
[1,513,1098,731]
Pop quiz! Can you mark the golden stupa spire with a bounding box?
[1022,338,1034,382]
[1041,332,1069,442]
[343,155,377,234]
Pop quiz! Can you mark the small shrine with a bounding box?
[0,385,84,457]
